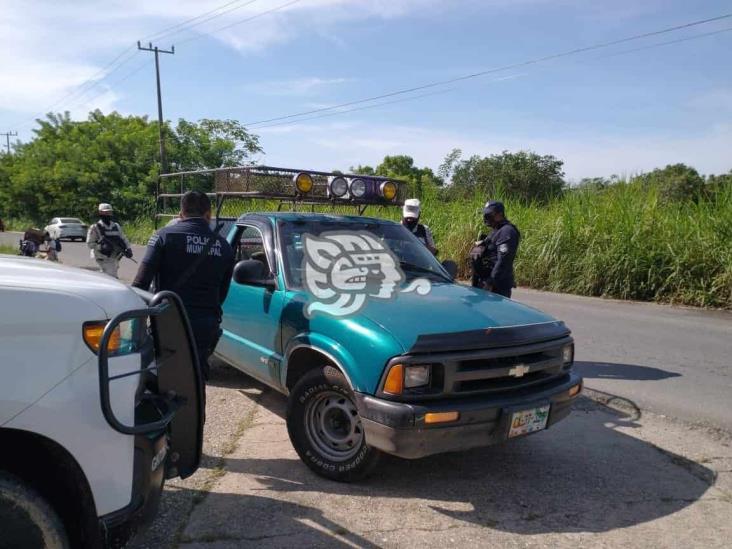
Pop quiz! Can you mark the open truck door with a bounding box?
[98,290,204,480]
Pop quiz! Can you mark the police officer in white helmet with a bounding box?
[401,198,437,255]
[87,203,133,278]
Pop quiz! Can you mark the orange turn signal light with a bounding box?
[83,322,120,354]
[425,411,460,424]
[384,364,404,395]
[568,383,582,397]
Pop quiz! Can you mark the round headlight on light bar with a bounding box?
[349,178,368,199]
[293,172,314,194]
[328,176,348,198]
[379,181,397,201]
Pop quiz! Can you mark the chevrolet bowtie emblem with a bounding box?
[508,364,530,377]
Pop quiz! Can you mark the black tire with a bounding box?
[287,366,381,482]
[0,471,70,549]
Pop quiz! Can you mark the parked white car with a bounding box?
[0,257,203,548]
[44,217,88,241]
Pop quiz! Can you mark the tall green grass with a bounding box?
[422,182,732,308]
[123,182,732,308]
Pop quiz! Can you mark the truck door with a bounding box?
[218,223,285,388]
[98,291,204,479]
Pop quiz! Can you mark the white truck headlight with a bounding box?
[562,344,574,365]
[404,364,430,388]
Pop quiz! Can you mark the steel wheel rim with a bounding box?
[304,390,364,461]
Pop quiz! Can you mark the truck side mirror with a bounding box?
[441,259,458,279]
[233,259,277,290]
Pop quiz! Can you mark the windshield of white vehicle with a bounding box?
[279,219,451,290]
[59,218,83,224]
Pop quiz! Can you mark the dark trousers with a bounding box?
[493,285,512,298]
[188,314,221,380]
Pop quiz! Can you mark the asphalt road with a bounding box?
[3,232,730,431]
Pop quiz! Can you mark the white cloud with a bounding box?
[0,0,444,121]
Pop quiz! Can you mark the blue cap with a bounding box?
[483,200,504,215]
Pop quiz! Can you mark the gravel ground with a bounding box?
[128,359,265,548]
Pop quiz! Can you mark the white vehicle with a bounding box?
[44,217,88,241]
[0,257,203,548]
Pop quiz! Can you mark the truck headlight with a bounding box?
[404,364,431,388]
[562,344,574,365]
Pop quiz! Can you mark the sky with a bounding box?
[1,0,731,181]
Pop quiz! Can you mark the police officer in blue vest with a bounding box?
[470,200,520,298]
[133,191,235,379]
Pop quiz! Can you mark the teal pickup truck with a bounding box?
[213,210,582,481]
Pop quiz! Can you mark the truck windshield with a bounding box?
[279,220,451,289]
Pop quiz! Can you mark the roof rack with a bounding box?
[155,165,407,228]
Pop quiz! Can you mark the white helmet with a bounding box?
[402,198,421,218]
[98,203,113,214]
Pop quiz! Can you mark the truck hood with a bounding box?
[0,256,143,317]
[357,282,565,353]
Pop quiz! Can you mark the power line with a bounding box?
[255,88,455,130]
[254,25,732,131]
[65,59,152,113]
[12,0,265,129]
[146,0,261,43]
[243,12,732,127]
[177,0,303,45]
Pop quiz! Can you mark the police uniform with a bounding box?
[402,198,437,254]
[470,201,520,298]
[403,221,436,251]
[484,219,520,298]
[132,217,235,378]
[87,219,131,278]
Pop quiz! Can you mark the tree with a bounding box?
[446,150,565,203]
[350,164,375,175]
[0,111,262,223]
[636,163,705,202]
[373,155,443,197]
[706,170,732,199]
[438,148,462,181]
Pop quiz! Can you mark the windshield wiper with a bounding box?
[399,261,452,283]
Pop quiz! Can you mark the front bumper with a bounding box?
[99,431,167,548]
[355,372,582,459]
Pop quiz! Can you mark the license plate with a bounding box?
[508,405,550,438]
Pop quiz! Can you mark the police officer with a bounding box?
[132,191,235,380]
[470,200,520,298]
[401,198,437,255]
[87,203,133,278]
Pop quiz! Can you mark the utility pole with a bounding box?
[1,131,17,154]
[137,41,174,175]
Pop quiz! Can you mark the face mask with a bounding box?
[100,215,113,225]
[403,217,418,229]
